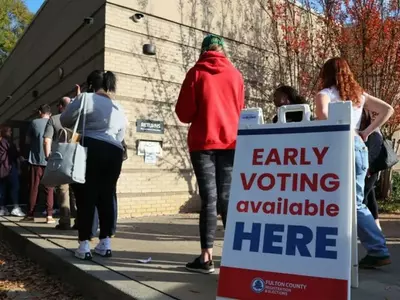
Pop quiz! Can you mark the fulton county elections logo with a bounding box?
[251,278,265,293]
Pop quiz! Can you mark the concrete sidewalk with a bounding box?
[1,214,400,300]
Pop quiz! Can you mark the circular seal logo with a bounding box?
[251,278,265,294]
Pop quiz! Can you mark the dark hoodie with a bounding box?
[175,51,244,151]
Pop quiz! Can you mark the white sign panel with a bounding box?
[217,103,353,300]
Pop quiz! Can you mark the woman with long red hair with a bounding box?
[315,57,393,268]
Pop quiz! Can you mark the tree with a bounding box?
[273,0,400,199]
[0,0,33,65]
[256,0,339,103]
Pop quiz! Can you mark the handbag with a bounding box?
[41,93,88,187]
[361,109,399,173]
[369,139,399,173]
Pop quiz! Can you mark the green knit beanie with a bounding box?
[201,34,224,52]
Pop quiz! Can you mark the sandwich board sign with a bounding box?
[217,103,355,300]
[240,108,264,126]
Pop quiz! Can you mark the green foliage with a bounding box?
[378,172,400,214]
[0,0,33,65]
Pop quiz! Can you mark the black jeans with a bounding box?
[73,137,123,241]
[190,150,235,249]
[363,172,379,220]
[92,190,118,237]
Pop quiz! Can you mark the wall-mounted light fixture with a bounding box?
[131,13,145,23]
[84,17,94,25]
[58,67,64,79]
[143,44,156,55]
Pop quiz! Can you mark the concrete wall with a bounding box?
[0,0,106,123]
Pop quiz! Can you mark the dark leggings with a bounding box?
[363,172,379,220]
[190,150,235,249]
[73,137,122,241]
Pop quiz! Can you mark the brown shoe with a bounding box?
[20,216,34,222]
[359,255,391,269]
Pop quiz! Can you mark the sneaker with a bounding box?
[0,207,9,216]
[20,216,34,222]
[75,240,92,260]
[359,255,391,269]
[46,217,56,224]
[186,257,215,274]
[94,237,112,257]
[10,207,26,217]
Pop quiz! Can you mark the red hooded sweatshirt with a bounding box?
[175,51,244,152]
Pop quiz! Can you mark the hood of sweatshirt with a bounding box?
[194,51,234,75]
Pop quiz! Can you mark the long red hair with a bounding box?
[319,57,364,106]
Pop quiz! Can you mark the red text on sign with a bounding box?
[240,173,340,192]
[252,147,329,166]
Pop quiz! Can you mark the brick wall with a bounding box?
[104,1,287,217]
[0,0,324,218]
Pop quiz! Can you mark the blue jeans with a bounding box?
[0,164,19,207]
[91,192,117,237]
[355,136,389,257]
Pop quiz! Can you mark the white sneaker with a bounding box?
[94,237,112,257]
[75,240,92,260]
[0,207,9,216]
[10,207,26,217]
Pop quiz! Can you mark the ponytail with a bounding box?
[103,71,117,93]
[86,70,117,93]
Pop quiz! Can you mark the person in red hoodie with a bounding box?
[175,34,244,274]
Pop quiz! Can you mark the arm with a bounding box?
[60,94,83,128]
[314,92,331,120]
[362,93,394,139]
[175,69,197,124]
[43,118,54,158]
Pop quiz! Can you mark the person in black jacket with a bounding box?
[272,86,307,123]
[360,109,383,230]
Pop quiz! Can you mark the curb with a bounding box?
[0,217,175,300]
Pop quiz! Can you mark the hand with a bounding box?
[75,84,81,96]
[358,130,369,142]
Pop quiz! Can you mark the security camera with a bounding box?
[131,13,145,23]
[84,17,94,25]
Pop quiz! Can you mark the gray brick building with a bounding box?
[0,0,285,217]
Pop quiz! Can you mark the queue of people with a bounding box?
[0,70,126,260]
[0,34,395,268]
[175,35,394,273]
